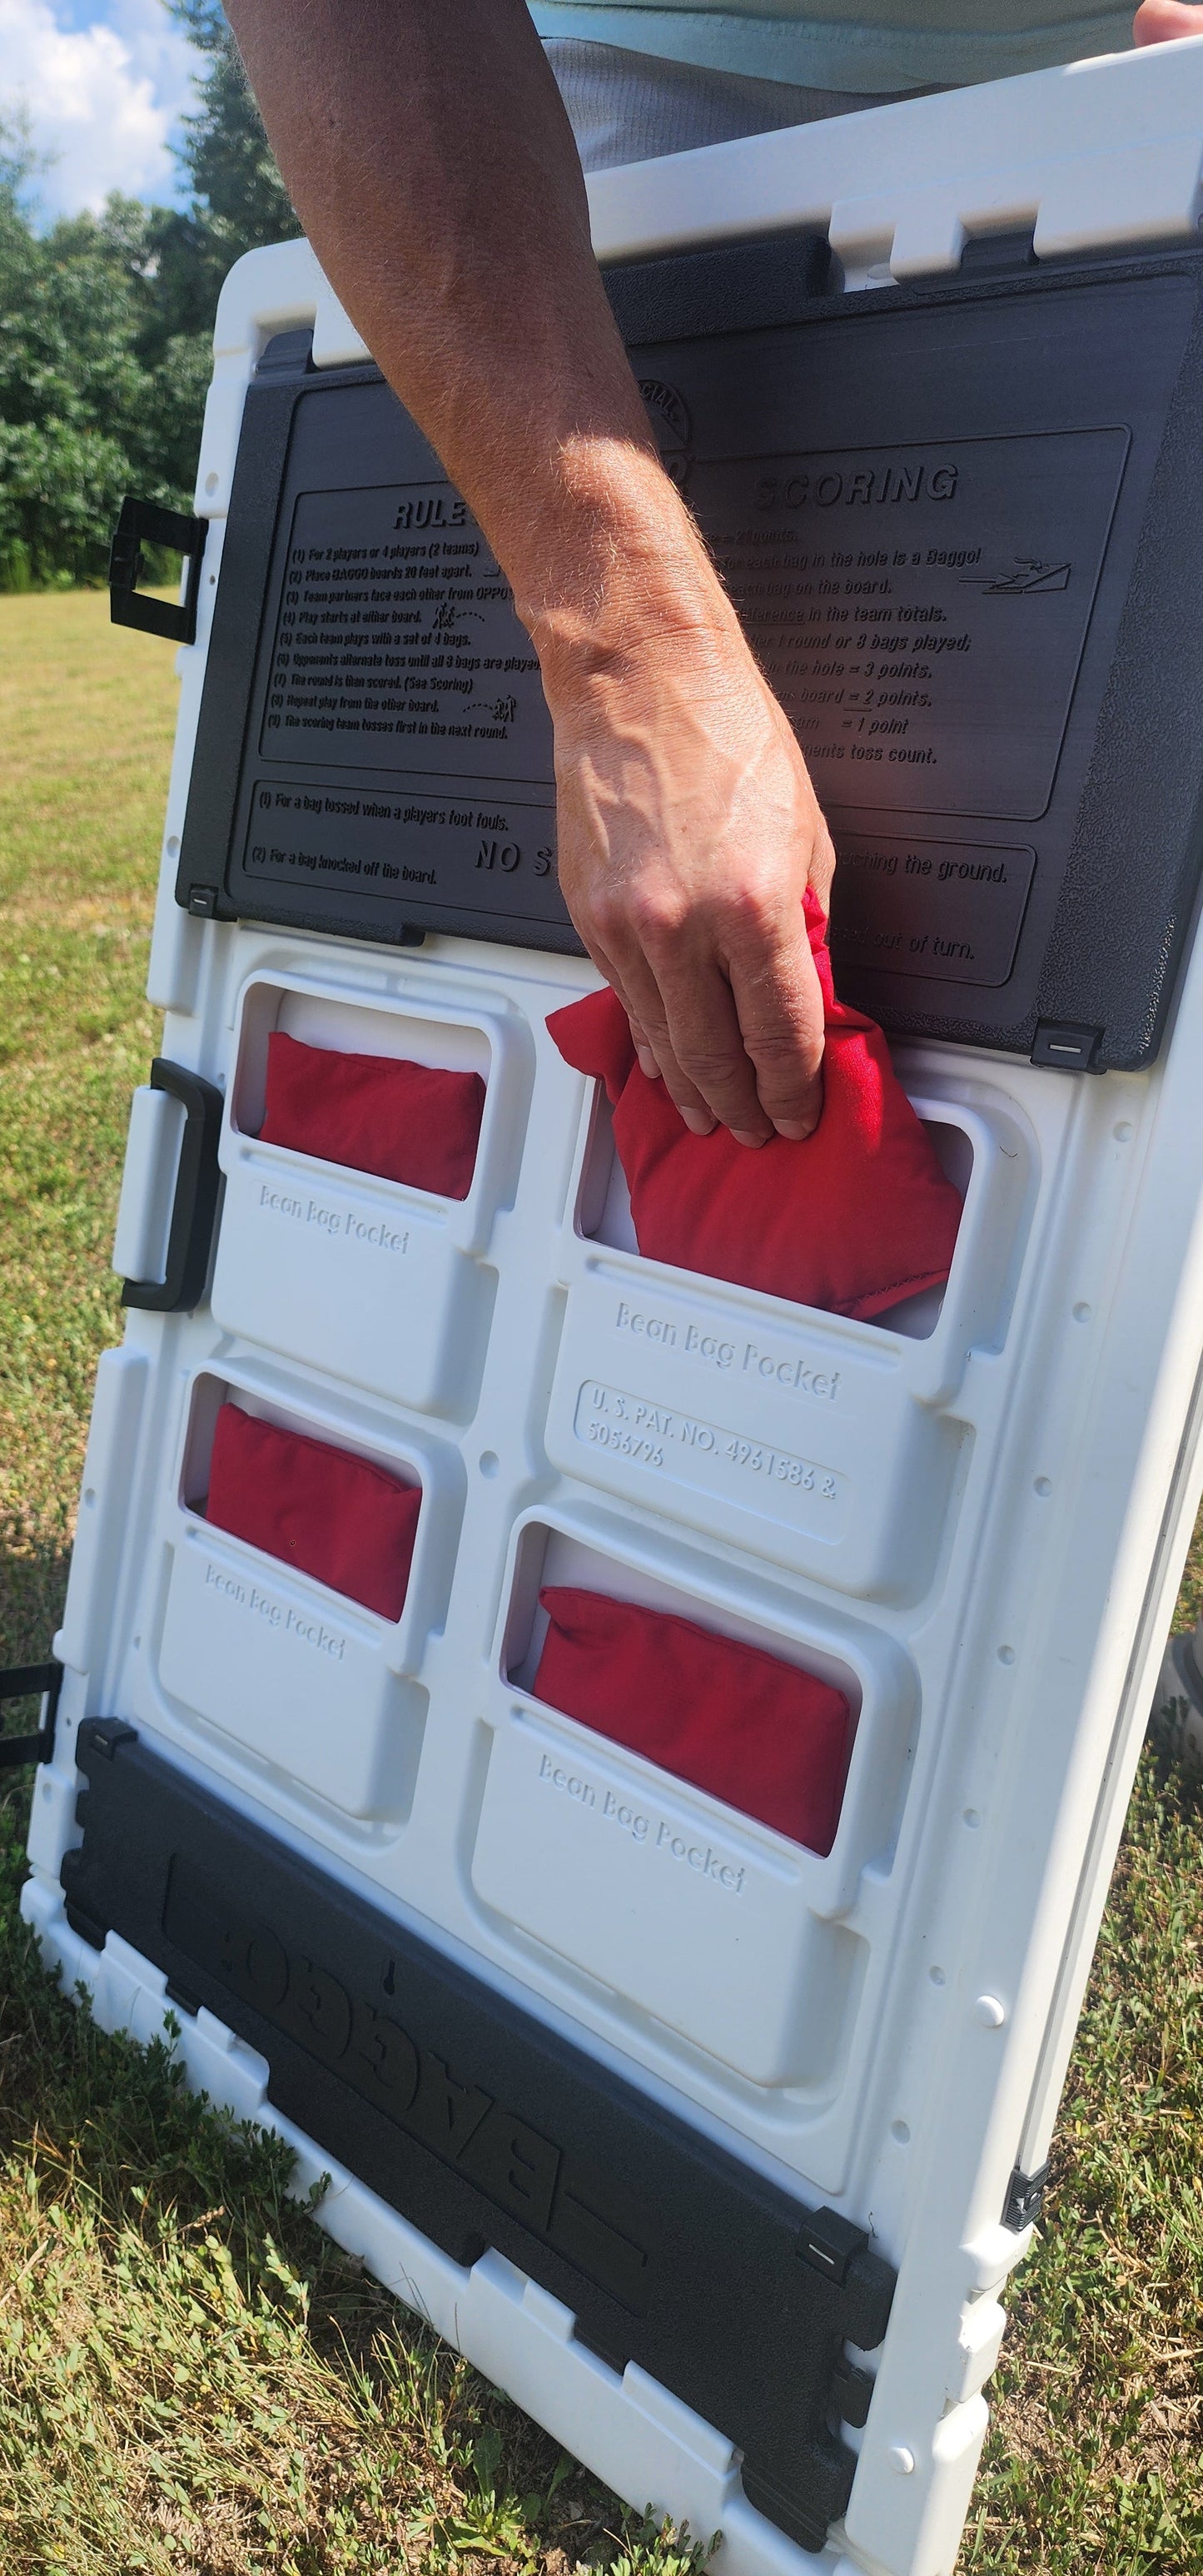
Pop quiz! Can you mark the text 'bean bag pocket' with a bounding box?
[205,1403,421,1621]
[546,892,962,1320]
[259,1030,485,1200]
[532,1585,851,1853]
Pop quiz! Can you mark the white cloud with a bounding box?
[0,0,198,218]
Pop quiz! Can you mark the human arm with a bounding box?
[223,0,833,1143]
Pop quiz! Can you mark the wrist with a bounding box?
[507,437,740,704]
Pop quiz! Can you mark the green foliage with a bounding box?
[0,5,301,590]
[167,0,300,258]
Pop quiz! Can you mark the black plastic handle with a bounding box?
[122,1059,224,1315]
[0,1659,62,1771]
[109,497,208,645]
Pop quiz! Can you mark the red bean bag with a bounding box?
[532,1586,850,1853]
[546,892,961,1320]
[205,1403,420,1621]
[259,1029,485,1199]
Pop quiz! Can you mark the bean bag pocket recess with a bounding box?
[532,1585,851,1853]
[205,1403,421,1621]
[546,891,962,1320]
[259,1029,485,1200]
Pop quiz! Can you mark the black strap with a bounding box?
[0,1661,62,1770]
[109,497,207,645]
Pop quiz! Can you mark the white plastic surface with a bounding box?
[28,43,1203,2576]
[112,1085,184,1287]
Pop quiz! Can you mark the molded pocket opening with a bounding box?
[229,978,491,1202]
[501,1523,861,1861]
[573,1086,974,1342]
[178,1372,425,1630]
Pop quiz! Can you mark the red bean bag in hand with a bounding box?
[259,1030,485,1200]
[546,892,962,1320]
[532,1586,851,1853]
[205,1403,420,1621]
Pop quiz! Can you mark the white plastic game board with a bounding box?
[21,35,1203,2576]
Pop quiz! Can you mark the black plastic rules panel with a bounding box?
[62,1719,894,2553]
[178,233,1203,1067]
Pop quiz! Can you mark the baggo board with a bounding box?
[22,37,1203,2576]
[176,186,1203,1068]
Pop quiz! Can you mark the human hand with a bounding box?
[1133,0,1203,41]
[533,461,833,1147]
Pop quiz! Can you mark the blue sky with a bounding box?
[1,0,200,219]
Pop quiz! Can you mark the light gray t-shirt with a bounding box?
[542,37,923,167]
[529,3,1134,94]
[533,7,1136,173]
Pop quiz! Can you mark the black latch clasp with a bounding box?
[1002,2161,1050,2231]
[109,497,207,645]
[0,1660,62,1771]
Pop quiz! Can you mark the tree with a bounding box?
[0,6,301,586]
[167,0,300,259]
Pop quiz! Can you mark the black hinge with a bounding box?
[1002,2161,1049,2231]
[0,1660,62,1771]
[254,326,316,378]
[1031,1021,1104,1072]
[109,497,207,646]
[959,227,1038,275]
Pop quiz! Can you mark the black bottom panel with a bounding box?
[61,1721,893,2553]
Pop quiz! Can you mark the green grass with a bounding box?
[1,589,1201,2573]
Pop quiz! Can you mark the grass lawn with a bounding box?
[1,589,1201,2574]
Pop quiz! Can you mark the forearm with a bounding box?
[224,0,718,658]
[226,0,832,1146]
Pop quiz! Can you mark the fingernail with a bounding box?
[681,1106,716,1136]
[732,1128,768,1149]
[773,1118,817,1142]
[636,1047,659,1079]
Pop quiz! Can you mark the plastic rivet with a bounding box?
[888,2444,916,2475]
[1113,1121,1134,1142]
[997,1645,1015,1665]
[167,836,180,858]
[479,1451,500,1479]
[204,472,219,496]
[974,1994,1006,2028]
[1073,1301,1091,1322]
[891,2120,911,2145]
[928,1965,946,1987]
[962,1808,982,1829]
[1034,1476,1051,1497]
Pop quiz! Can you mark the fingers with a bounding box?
[612,924,776,1144]
[581,931,698,1104]
[587,883,829,1145]
[726,914,826,1141]
[1133,0,1203,43]
[625,1012,661,1082]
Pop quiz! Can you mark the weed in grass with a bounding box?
[0,592,1201,2573]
